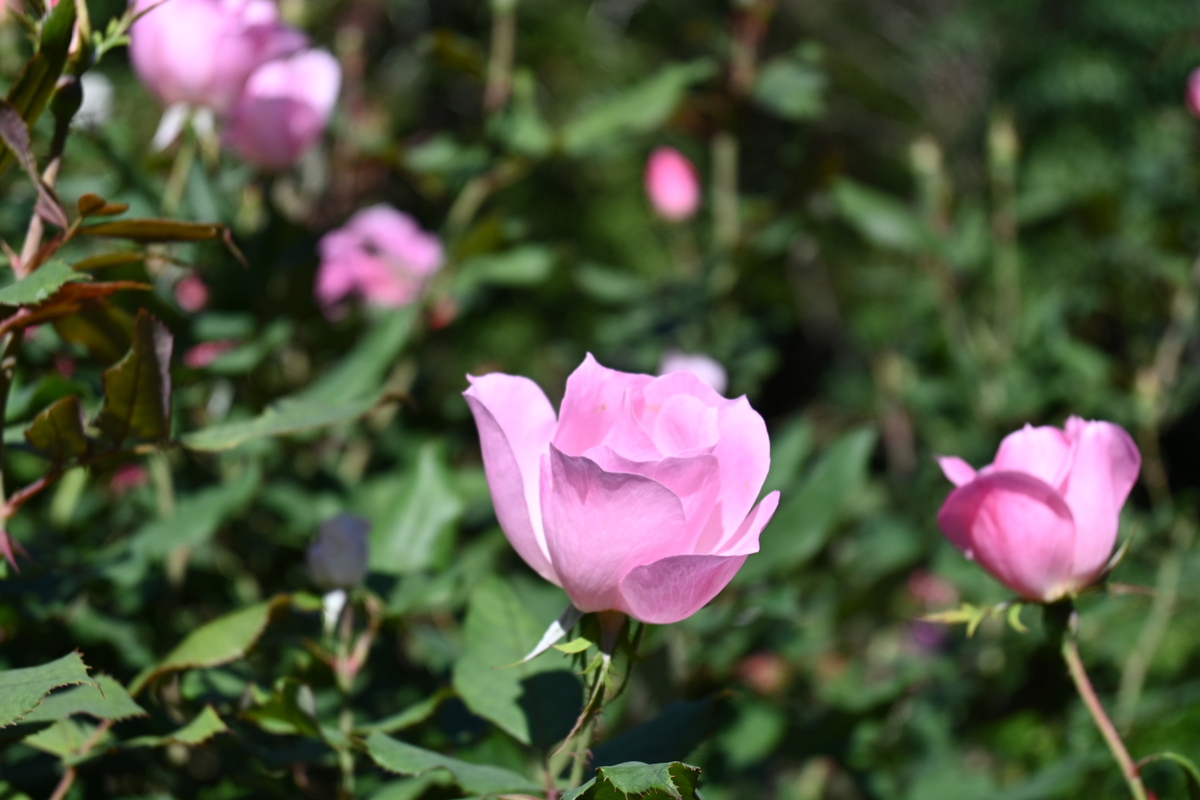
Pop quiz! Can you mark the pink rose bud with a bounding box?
[183,339,237,368]
[109,463,149,495]
[315,204,443,316]
[174,274,210,312]
[936,417,1140,602]
[659,351,728,395]
[307,513,370,589]
[644,146,700,221]
[222,48,341,171]
[129,0,306,116]
[1187,68,1200,118]
[464,354,779,624]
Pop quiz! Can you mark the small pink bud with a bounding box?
[1187,68,1200,118]
[644,146,700,221]
[223,48,341,171]
[936,417,1140,602]
[316,204,442,317]
[184,339,237,368]
[174,275,209,312]
[109,463,149,495]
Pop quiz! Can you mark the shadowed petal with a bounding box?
[1060,420,1141,583]
[618,553,748,624]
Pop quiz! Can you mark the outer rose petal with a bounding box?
[617,491,778,624]
[464,374,560,585]
[542,446,688,612]
[711,396,771,538]
[554,354,652,456]
[991,424,1071,486]
[937,471,1077,601]
[936,456,976,488]
[1059,419,1141,582]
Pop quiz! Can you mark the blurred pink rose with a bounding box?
[1187,68,1200,118]
[659,351,727,395]
[464,354,779,624]
[184,339,236,368]
[223,48,341,171]
[315,204,442,316]
[936,417,1140,602]
[129,0,305,115]
[644,146,700,221]
[109,463,149,495]
[175,275,209,312]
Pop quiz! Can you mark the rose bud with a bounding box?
[936,417,1140,602]
[644,146,701,221]
[464,354,779,624]
[659,350,728,395]
[306,513,370,590]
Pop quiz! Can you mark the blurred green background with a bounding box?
[2,0,1200,797]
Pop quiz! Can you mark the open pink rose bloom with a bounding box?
[936,417,1140,602]
[464,354,779,624]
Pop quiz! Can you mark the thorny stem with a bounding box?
[46,718,114,800]
[1060,609,1148,800]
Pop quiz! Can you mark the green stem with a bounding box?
[483,0,517,114]
[1060,609,1148,800]
[162,129,197,216]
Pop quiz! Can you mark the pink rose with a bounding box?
[936,417,1141,602]
[463,354,779,624]
[644,146,700,221]
[1187,68,1200,118]
[222,48,341,171]
[129,0,306,116]
[174,274,209,312]
[315,204,442,316]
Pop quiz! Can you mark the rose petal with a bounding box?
[553,354,652,457]
[991,424,1071,486]
[937,471,1077,601]
[464,374,560,585]
[541,446,688,612]
[711,396,772,536]
[1060,419,1141,582]
[651,394,719,456]
[937,456,976,487]
[618,553,748,624]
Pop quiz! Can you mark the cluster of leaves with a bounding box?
[1,0,1200,799]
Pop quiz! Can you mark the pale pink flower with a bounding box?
[222,48,341,171]
[1187,68,1200,118]
[936,417,1140,602]
[315,204,442,316]
[644,146,700,221]
[174,275,209,312]
[129,0,305,116]
[464,354,779,624]
[184,339,237,368]
[659,351,727,395]
[109,463,149,495]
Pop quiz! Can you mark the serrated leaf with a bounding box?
[364,731,541,795]
[24,395,88,462]
[0,99,67,228]
[0,0,75,179]
[562,761,702,800]
[242,679,321,738]
[451,577,581,748]
[562,60,716,155]
[123,705,228,748]
[357,687,453,735]
[129,596,290,695]
[592,699,720,768]
[0,652,93,728]
[22,718,107,763]
[21,674,146,724]
[93,309,172,445]
[0,261,88,307]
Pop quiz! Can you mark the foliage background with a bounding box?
[2,0,1200,797]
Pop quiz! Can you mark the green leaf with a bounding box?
[0,261,89,307]
[295,307,417,406]
[754,53,826,121]
[24,395,89,462]
[364,731,541,795]
[831,178,937,254]
[362,441,464,575]
[123,705,228,748]
[741,426,877,579]
[0,100,67,228]
[242,680,321,738]
[554,637,595,655]
[1138,753,1200,799]
[180,394,378,452]
[562,761,702,800]
[455,246,555,292]
[20,674,146,724]
[0,0,76,179]
[125,471,260,561]
[562,60,716,155]
[357,687,453,735]
[451,576,581,748]
[22,718,108,764]
[0,652,93,728]
[129,596,290,695]
[591,699,720,768]
[93,309,173,445]
[77,218,227,243]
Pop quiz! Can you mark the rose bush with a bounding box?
[936,417,1141,602]
[464,354,779,624]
